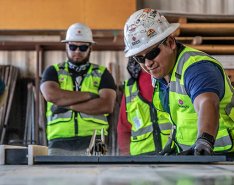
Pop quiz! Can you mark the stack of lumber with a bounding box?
[0,65,19,144]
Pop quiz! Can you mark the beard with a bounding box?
[67,50,91,66]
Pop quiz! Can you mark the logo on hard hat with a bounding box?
[131,36,140,46]
[76,30,82,35]
[147,29,156,37]
[128,24,137,33]
[143,8,152,13]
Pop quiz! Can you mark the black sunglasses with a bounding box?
[133,38,167,64]
[68,44,90,52]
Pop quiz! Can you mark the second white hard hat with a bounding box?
[61,23,95,44]
[124,8,180,57]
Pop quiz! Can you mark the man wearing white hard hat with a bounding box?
[40,23,116,155]
[124,8,234,155]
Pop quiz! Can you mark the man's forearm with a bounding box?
[195,93,220,138]
[69,97,114,115]
[41,81,94,106]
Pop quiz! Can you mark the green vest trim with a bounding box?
[46,62,109,141]
[124,78,172,155]
[169,46,234,152]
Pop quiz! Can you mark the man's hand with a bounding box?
[194,137,214,155]
[51,105,69,115]
[178,132,215,155]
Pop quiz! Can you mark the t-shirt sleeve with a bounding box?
[41,65,58,84]
[184,61,225,103]
[99,69,116,91]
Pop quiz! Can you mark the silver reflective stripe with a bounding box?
[225,76,234,115]
[47,111,72,122]
[58,69,70,76]
[169,81,187,95]
[126,83,138,103]
[86,70,102,78]
[92,70,102,77]
[126,91,138,103]
[176,51,208,76]
[131,125,153,137]
[214,135,232,147]
[179,135,232,150]
[159,122,172,131]
[80,113,107,122]
[170,51,209,95]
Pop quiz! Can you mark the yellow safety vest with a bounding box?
[46,62,109,141]
[125,78,172,155]
[169,46,234,152]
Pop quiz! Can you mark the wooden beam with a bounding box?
[180,23,234,36]
[186,44,234,54]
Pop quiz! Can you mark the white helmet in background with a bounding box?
[124,8,180,57]
[61,23,95,44]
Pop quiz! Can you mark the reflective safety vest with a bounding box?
[46,62,109,141]
[124,78,172,155]
[169,46,234,152]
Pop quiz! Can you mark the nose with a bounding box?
[144,59,154,68]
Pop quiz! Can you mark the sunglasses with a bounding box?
[133,38,167,64]
[68,44,90,52]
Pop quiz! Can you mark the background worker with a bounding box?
[117,57,172,156]
[124,8,234,155]
[40,23,116,155]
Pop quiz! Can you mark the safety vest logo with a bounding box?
[59,77,65,83]
[178,99,189,108]
[93,81,99,87]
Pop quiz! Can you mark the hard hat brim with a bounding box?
[125,23,180,57]
[61,39,96,44]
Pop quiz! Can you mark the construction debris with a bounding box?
[86,128,107,156]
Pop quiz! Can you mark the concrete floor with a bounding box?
[1,163,234,185]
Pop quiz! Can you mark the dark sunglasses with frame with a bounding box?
[133,38,167,64]
[68,44,90,52]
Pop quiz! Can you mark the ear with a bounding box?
[167,36,176,50]
[89,45,93,51]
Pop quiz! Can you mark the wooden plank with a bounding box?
[28,145,48,165]
[180,23,234,36]
[186,45,234,54]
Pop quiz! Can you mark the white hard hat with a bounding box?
[124,8,180,57]
[61,23,95,44]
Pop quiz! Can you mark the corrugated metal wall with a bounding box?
[140,0,234,14]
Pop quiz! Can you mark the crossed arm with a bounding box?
[40,81,116,115]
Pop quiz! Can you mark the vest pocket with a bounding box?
[176,112,198,145]
[47,111,73,125]
[79,113,108,125]
[131,130,152,142]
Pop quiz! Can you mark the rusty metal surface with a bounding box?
[0,163,234,185]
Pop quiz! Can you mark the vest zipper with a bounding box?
[150,104,162,153]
